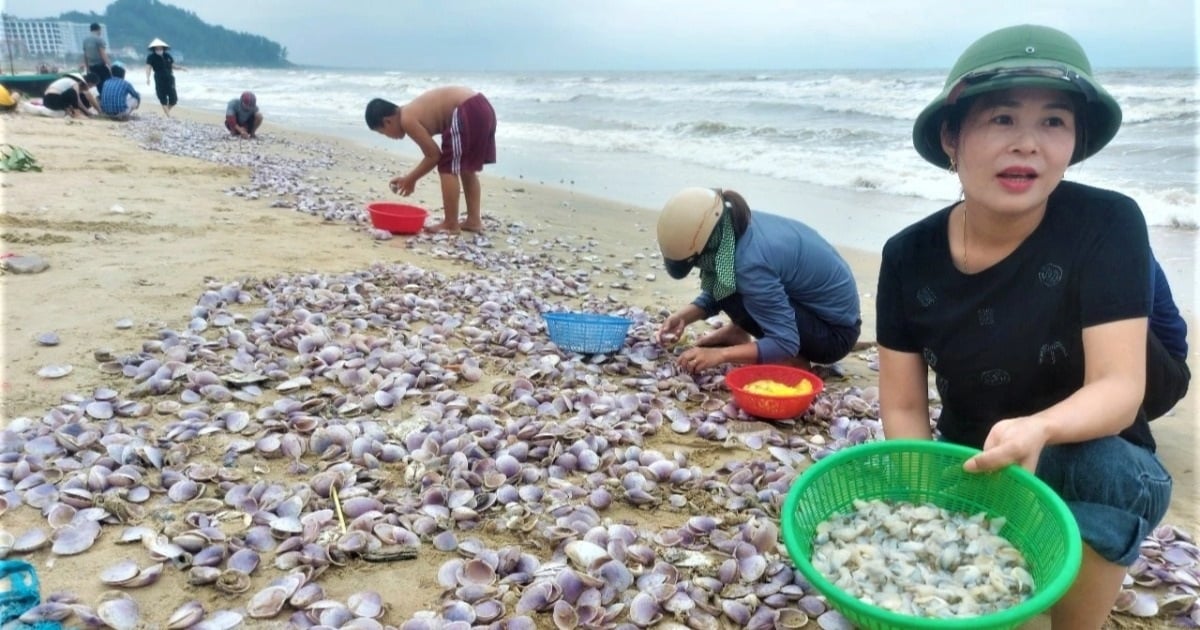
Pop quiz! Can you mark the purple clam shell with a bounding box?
[51,520,101,555]
[100,559,140,585]
[97,597,139,630]
[228,547,260,574]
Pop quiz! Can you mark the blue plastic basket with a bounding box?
[543,312,632,354]
[0,560,47,628]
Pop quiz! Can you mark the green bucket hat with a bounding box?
[913,24,1122,169]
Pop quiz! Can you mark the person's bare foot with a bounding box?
[460,221,484,233]
[696,324,752,347]
[425,220,461,234]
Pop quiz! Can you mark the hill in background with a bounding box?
[59,0,290,67]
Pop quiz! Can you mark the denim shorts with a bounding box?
[1036,437,1172,566]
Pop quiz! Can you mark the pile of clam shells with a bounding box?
[811,499,1032,618]
[1117,525,1200,625]
[1,247,883,628]
[123,116,388,227]
[0,116,1188,628]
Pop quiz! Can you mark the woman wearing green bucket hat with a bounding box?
[876,25,1187,627]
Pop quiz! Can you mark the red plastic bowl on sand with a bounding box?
[725,364,825,420]
[367,202,428,234]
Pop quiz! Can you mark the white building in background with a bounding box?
[0,16,102,60]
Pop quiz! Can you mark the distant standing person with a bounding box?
[225,91,262,138]
[364,86,497,233]
[145,38,184,116]
[82,23,111,95]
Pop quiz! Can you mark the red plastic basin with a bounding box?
[366,202,428,234]
[725,364,825,420]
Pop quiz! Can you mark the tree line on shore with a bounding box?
[59,0,290,67]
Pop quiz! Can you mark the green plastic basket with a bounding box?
[781,440,1082,630]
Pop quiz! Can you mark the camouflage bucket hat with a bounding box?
[913,24,1122,168]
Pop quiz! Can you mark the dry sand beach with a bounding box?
[0,109,1195,629]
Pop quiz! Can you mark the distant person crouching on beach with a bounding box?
[876,25,1189,627]
[364,86,497,233]
[656,187,861,374]
[225,91,262,138]
[99,64,141,120]
[145,38,184,116]
[42,72,99,118]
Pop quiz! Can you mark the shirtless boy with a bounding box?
[364,86,497,233]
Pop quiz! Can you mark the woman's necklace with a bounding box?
[960,203,969,273]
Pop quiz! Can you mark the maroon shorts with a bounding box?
[438,93,496,174]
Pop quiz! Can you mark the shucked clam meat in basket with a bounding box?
[811,499,1035,618]
[744,377,814,397]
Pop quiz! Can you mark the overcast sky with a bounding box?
[5,0,1197,70]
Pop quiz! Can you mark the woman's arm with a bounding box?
[658,303,705,343]
[878,346,934,440]
[966,317,1147,472]
[80,87,100,112]
[678,341,758,372]
[670,303,759,372]
[1046,318,1148,441]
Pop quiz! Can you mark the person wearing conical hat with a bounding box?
[654,187,861,373]
[145,37,185,116]
[876,25,1188,626]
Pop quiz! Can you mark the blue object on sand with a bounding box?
[543,312,632,354]
[0,560,59,629]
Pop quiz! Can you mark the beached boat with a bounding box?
[0,73,58,98]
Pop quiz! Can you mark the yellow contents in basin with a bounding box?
[745,378,813,397]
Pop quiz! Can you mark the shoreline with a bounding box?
[0,108,1194,630]
[197,104,1200,317]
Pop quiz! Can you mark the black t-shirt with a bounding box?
[877,181,1155,451]
[146,52,174,77]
